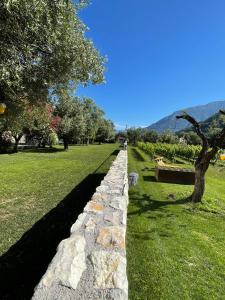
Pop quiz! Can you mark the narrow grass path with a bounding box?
[0,144,117,300]
[127,147,225,300]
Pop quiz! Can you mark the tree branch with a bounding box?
[219,109,225,116]
[176,112,209,149]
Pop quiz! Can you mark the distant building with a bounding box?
[117,135,126,145]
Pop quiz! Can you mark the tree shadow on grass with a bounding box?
[128,193,191,241]
[0,150,118,300]
[129,228,172,241]
[0,147,65,155]
[174,159,185,165]
[21,145,120,154]
[143,175,156,182]
[131,148,145,162]
[20,147,65,153]
[128,193,190,217]
[141,166,155,171]
[110,149,120,156]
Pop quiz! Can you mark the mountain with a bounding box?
[146,100,225,132]
[180,112,225,135]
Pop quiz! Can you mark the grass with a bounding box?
[127,147,225,300]
[0,144,116,254]
[0,144,117,299]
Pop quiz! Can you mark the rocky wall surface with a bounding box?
[32,150,128,300]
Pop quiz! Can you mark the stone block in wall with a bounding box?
[91,250,128,292]
[33,235,86,296]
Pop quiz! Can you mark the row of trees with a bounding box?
[117,127,202,145]
[54,88,115,150]
[117,128,182,145]
[0,92,115,151]
[0,0,114,151]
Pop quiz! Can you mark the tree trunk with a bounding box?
[13,139,19,153]
[192,162,209,202]
[63,137,69,150]
[176,111,225,203]
[13,135,22,153]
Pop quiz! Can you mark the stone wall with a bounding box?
[32,150,128,300]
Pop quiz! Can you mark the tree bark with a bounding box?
[63,136,69,150]
[192,147,218,202]
[13,139,19,153]
[192,165,206,202]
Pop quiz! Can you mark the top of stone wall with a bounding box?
[32,150,128,300]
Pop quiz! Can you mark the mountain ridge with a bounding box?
[179,111,225,134]
[147,100,225,132]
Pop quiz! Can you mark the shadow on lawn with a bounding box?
[20,144,117,154]
[0,150,118,300]
[143,175,156,182]
[131,148,145,162]
[141,166,155,172]
[128,193,190,216]
[128,193,190,241]
[21,147,65,153]
[130,229,172,241]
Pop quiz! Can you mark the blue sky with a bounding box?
[77,0,225,130]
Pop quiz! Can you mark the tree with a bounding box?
[0,131,13,152]
[1,102,28,152]
[159,130,179,144]
[54,87,113,149]
[143,129,159,143]
[48,130,59,148]
[0,0,105,107]
[96,119,115,143]
[184,131,201,145]
[55,88,80,150]
[126,127,143,145]
[82,98,104,144]
[1,102,53,151]
[176,111,225,202]
[25,105,55,148]
[207,116,224,139]
[177,131,201,145]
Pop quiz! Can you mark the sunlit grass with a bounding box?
[127,147,225,300]
[0,144,117,255]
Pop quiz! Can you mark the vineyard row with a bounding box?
[137,142,201,161]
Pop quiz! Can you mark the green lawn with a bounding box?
[0,144,117,255]
[127,147,225,300]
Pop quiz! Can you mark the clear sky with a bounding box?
[77,0,225,130]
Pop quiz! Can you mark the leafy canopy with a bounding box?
[0,0,105,105]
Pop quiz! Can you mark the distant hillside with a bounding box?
[180,112,225,135]
[147,100,225,132]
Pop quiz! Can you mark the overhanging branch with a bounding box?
[176,112,208,149]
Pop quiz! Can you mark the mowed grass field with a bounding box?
[0,144,117,255]
[127,147,225,300]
